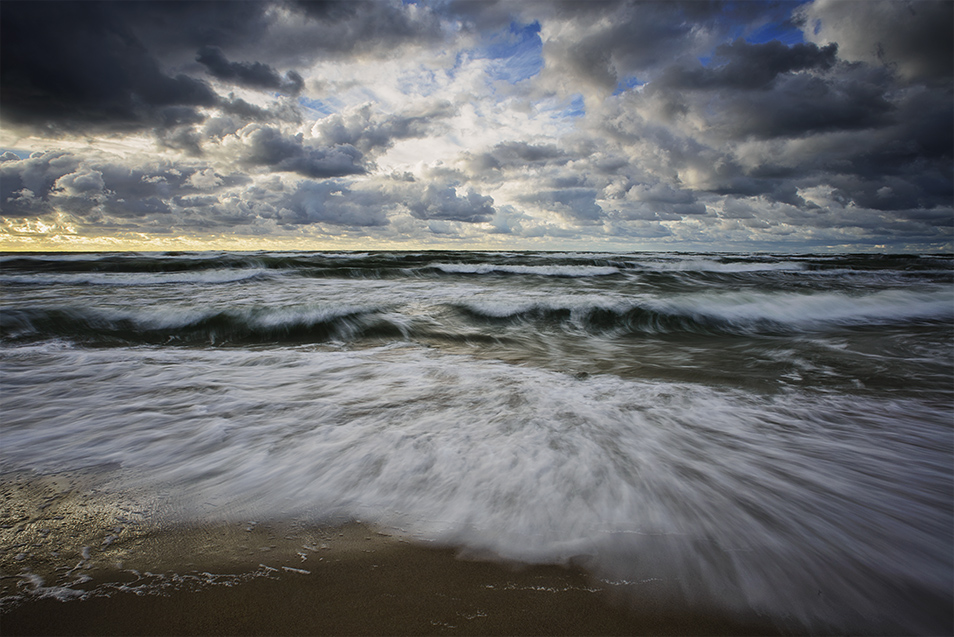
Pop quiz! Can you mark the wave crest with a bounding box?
[457,288,954,335]
[428,263,621,277]
[0,306,404,345]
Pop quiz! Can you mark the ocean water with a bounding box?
[2,250,952,632]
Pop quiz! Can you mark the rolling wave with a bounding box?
[0,305,404,345]
[630,258,805,273]
[458,288,954,335]
[427,263,622,277]
[5,286,951,346]
[3,252,949,287]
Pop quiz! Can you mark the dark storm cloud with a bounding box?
[104,1,272,54]
[196,46,304,95]
[535,0,795,93]
[405,184,496,223]
[279,0,445,57]
[714,66,894,139]
[219,97,302,126]
[655,40,838,91]
[0,2,221,134]
[820,173,952,213]
[588,9,949,226]
[235,125,366,178]
[619,183,707,220]
[502,0,950,240]
[795,0,953,84]
[648,43,894,140]
[0,0,442,136]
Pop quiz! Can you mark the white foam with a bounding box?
[652,288,954,326]
[2,345,947,576]
[459,294,624,319]
[313,252,370,259]
[431,263,620,277]
[1,335,950,632]
[633,258,805,273]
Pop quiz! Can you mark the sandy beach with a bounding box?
[0,471,781,636]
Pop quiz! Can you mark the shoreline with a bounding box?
[0,471,782,636]
[2,534,780,636]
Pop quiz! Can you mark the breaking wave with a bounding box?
[0,305,405,345]
[5,285,951,346]
[427,263,621,277]
[457,288,954,335]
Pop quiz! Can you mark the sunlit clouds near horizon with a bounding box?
[1,0,951,252]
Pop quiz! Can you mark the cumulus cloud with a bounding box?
[312,102,456,155]
[226,124,366,178]
[279,180,390,226]
[405,184,496,223]
[520,188,604,225]
[467,141,571,173]
[2,151,250,229]
[53,168,107,198]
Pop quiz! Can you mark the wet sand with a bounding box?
[1,472,781,636]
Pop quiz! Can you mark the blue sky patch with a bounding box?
[298,97,339,117]
[613,76,644,96]
[0,149,32,160]
[746,19,806,46]
[563,94,586,119]
[478,21,544,85]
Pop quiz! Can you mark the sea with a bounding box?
[1,250,952,633]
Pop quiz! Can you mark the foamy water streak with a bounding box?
[430,262,621,276]
[648,287,954,327]
[1,342,950,632]
[1,250,951,633]
[630,257,806,272]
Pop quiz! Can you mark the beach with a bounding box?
[1,471,781,636]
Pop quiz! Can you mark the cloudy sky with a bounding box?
[1,0,951,252]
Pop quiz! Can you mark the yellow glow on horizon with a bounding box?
[0,228,641,253]
[0,230,551,253]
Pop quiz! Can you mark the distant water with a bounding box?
[2,251,952,633]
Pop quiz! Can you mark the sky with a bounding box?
[1,0,951,252]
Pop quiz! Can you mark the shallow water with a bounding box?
[2,251,952,633]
